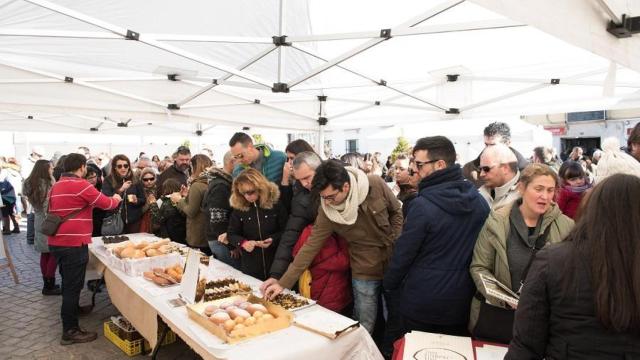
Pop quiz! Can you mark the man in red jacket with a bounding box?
[48,153,121,345]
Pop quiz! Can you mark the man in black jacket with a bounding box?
[156,146,190,198]
[203,151,240,269]
[269,151,322,279]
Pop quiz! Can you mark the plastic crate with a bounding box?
[104,321,146,357]
[104,321,177,356]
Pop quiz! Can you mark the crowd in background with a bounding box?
[1,121,640,357]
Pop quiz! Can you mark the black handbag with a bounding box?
[472,225,552,344]
[101,201,124,236]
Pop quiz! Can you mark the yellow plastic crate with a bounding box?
[104,321,145,357]
[104,321,177,356]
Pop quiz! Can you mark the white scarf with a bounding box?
[321,166,369,225]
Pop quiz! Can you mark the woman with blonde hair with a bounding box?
[170,154,212,254]
[228,168,288,280]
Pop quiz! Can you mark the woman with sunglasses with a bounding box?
[468,163,574,344]
[170,154,212,254]
[102,154,145,234]
[138,167,158,234]
[228,168,288,280]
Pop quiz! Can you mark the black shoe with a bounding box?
[2,230,10,235]
[42,285,62,296]
[60,328,97,345]
[11,228,20,234]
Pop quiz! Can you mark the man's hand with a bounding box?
[281,160,292,186]
[261,278,284,300]
[169,192,182,203]
[241,240,256,253]
[112,194,122,202]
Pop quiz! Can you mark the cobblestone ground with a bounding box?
[0,220,201,359]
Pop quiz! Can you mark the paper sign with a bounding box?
[403,331,474,360]
[179,249,200,304]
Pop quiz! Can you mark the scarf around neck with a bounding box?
[321,166,369,225]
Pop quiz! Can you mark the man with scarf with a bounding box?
[262,159,402,334]
[383,136,490,338]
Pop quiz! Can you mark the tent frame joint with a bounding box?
[379,28,392,39]
[606,14,640,38]
[550,78,560,85]
[167,74,179,81]
[64,76,73,83]
[125,30,140,40]
[272,82,290,93]
[377,79,387,86]
[272,35,291,46]
[317,117,328,126]
[445,108,460,114]
[446,74,459,82]
[168,104,180,110]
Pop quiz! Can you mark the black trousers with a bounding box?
[50,245,88,332]
[381,289,404,358]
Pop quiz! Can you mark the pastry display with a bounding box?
[142,264,183,286]
[202,278,252,301]
[270,293,311,310]
[112,239,173,259]
[200,300,277,339]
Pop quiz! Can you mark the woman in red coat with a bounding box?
[292,225,351,313]
[557,161,592,219]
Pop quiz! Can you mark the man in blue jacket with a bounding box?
[383,136,490,337]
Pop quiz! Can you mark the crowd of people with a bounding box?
[1,121,639,359]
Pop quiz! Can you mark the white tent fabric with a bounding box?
[1,0,639,137]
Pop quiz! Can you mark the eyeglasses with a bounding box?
[241,189,256,196]
[116,164,129,169]
[414,159,440,169]
[142,177,155,182]
[320,190,341,201]
[233,152,245,160]
[478,165,495,174]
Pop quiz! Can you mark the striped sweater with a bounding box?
[48,174,121,247]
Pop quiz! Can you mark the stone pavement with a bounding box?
[0,220,201,359]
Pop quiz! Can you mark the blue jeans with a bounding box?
[208,240,241,270]
[27,212,35,244]
[352,279,382,334]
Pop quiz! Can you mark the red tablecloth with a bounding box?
[392,336,508,360]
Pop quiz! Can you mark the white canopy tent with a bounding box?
[1,0,640,152]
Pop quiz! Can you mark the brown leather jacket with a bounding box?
[279,175,403,288]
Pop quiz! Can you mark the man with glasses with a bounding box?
[156,146,190,198]
[262,159,403,335]
[478,143,521,210]
[462,122,528,188]
[393,154,419,219]
[228,132,287,184]
[383,136,490,339]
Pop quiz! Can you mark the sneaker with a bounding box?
[60,328,97,345]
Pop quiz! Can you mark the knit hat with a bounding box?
[595,137,640,183]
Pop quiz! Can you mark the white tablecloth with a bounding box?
[89,236,383,360]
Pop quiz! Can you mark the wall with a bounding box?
[553,118,640,152]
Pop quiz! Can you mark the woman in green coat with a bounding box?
[469,163,574,343]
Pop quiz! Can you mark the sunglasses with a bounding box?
[478,165,496,174]
[142,177,155,182]
[116,164,129,169]
[414,159,439,169]
[241,189,256,196]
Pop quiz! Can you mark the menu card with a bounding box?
[403,331,474,360]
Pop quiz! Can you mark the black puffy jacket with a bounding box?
[228,202,288,281]
[201,169,233,242]
[269,182,318,279]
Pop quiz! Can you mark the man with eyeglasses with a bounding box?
[228,132,287,184]
[462,122,528,188]
[156,146,190,198]
[262,159,403,335]
[393,154,419,219]
[383,136,490,340]
[478,143,521,210]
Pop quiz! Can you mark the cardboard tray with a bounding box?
[187,294,293,344]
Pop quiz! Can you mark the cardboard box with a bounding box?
[187,294,293,344]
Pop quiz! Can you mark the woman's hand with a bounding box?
[120,180,132,192]
[147,194,156,204]
[180,184,188,197]
[217,232,228,245]
[169,192,182,203]
[241,240,256,253]
[256,238,273,248]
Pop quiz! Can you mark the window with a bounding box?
[345,139,358,153]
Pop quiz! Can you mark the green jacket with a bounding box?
[232,144,286,184]
[468,201,574,331]
[176,175,208,248]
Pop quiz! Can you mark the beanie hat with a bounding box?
[595,137,640,183]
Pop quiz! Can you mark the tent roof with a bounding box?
[1,0,639,135]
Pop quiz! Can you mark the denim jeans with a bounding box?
[208,240,241,270]
[27,212,35,244]
[352,279,382,334]
[50,245,88,332]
